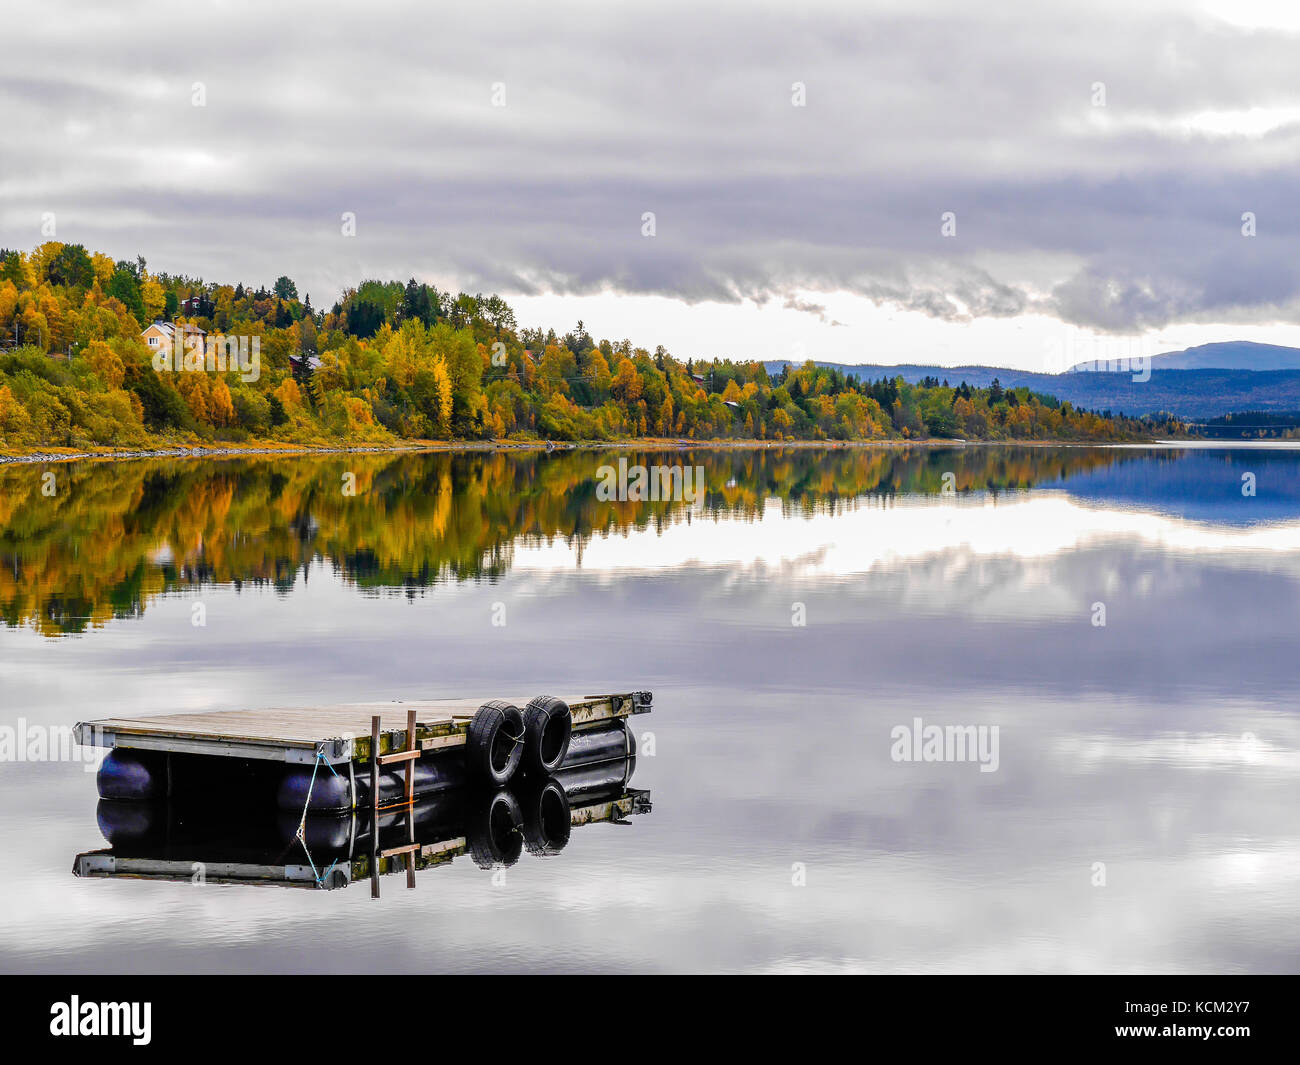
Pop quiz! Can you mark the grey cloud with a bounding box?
[3,1,1300,331]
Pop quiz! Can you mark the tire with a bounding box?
[467,789,524,869]
[522,778,572,856]
[522,695,572,776]
[466,700,525,786]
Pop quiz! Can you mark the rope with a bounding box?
[293,753,346,888]
[296,834,340,888]
[294,755,323,842]
[294,751,343,837]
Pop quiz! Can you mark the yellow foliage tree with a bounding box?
[275,378,305,410]
[0,282,17,331]
[30,242,63,283]
[141,278,165,322]
[84,340,125,389]
[91,253,115,286]
[209,378,236,427]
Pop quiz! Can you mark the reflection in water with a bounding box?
[76,755,648,894]
[4,444,1294,637]
[1039,446,1300,525]
[3,444,1299,973]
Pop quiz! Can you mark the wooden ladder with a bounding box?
[370,710,420,897]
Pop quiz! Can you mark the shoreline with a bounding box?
[0,435,1173,467]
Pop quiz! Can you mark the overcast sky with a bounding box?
[6,0,1300,368]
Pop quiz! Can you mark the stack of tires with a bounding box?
[465,695,574,868]
[464,695,572,786]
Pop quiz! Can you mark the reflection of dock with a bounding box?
[72,691,653,895]
[73,768,651,892]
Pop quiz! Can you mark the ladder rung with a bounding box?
[378,749,421,765]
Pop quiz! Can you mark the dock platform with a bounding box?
[74,691,652,765]
[74,690,651,823]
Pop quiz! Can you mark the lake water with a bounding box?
[1,444,1298,974]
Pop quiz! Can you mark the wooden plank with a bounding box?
[402,713,418,890]
[570,795,636,826]
[419,734,467,751]
[405,709,417,806]
[370,716,380,820]
[87,706,457,730]
[377,749,421,765]
[83,706,462,752]
[83,697,628,734]
[76,694,644,762]
[370,714,380,900]
[421,838,465,859]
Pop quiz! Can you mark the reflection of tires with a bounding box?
[522,778,572,856]
[468,789,524,869]
[522,696,572,776]
[466,701,525,786]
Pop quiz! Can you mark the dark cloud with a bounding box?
[3,1,1299,331]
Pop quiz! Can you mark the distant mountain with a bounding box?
[762,360,1020,389]
[1078,341,1300,372]
[760,358,1300,420]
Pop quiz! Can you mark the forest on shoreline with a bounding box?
[0,242,1186,454]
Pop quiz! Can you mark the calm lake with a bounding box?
[1,444,1298,973]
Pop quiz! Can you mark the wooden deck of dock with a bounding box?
[74,692,651,765]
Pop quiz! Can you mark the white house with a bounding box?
[140,321,206,352]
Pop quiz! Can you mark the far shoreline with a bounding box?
[0,435,1205,467]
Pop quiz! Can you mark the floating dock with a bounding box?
[73,692,652,894]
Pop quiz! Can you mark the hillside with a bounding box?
[0,242,1171,454]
